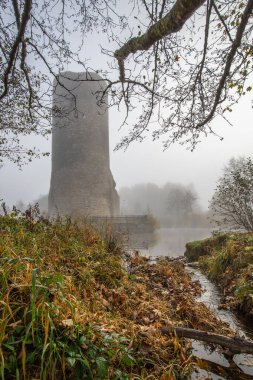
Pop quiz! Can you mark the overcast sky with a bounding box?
[0,3,252,210]
[1,92,252,210]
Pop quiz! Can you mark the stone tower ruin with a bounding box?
[48,71,120,218]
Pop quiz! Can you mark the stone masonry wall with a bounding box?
[48,71,119,218]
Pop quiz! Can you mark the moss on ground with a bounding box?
[185,232,253,317]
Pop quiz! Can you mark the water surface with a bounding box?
[127,227,212,257]
[126,227,253,379]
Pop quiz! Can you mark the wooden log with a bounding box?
[161,326,253,354]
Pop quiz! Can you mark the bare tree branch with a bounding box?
[0,0,32,100]
[195,0,253,129]
[1,0,253,165]
[115,0,206,80]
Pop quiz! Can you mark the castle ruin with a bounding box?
[48,71,120,218]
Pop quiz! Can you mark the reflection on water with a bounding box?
[127,227,213,257]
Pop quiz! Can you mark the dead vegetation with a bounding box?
[0,212,233,379]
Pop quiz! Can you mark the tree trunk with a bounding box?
[161,326,253,354]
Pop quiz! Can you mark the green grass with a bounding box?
[185,234,229,262]
[186,232,253,315]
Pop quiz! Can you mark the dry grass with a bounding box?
[0,213,229,379]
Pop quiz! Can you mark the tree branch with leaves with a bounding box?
[112,0,253,151]
[1,0,253,165]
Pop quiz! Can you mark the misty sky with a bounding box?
[0,4,252,210]
[1,93,252,210]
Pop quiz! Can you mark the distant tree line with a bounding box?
[119,182,210,228]
[13,183,210,227]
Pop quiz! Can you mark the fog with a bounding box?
[0,2,253,211]
[1,93,252,211]
[119,182,210,227]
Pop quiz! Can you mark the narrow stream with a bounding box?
[187,264,253,380]
[125,228,253,379]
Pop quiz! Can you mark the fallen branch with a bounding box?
[161,326,253,354]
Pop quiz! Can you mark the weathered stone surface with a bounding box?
[48,71,119,217]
